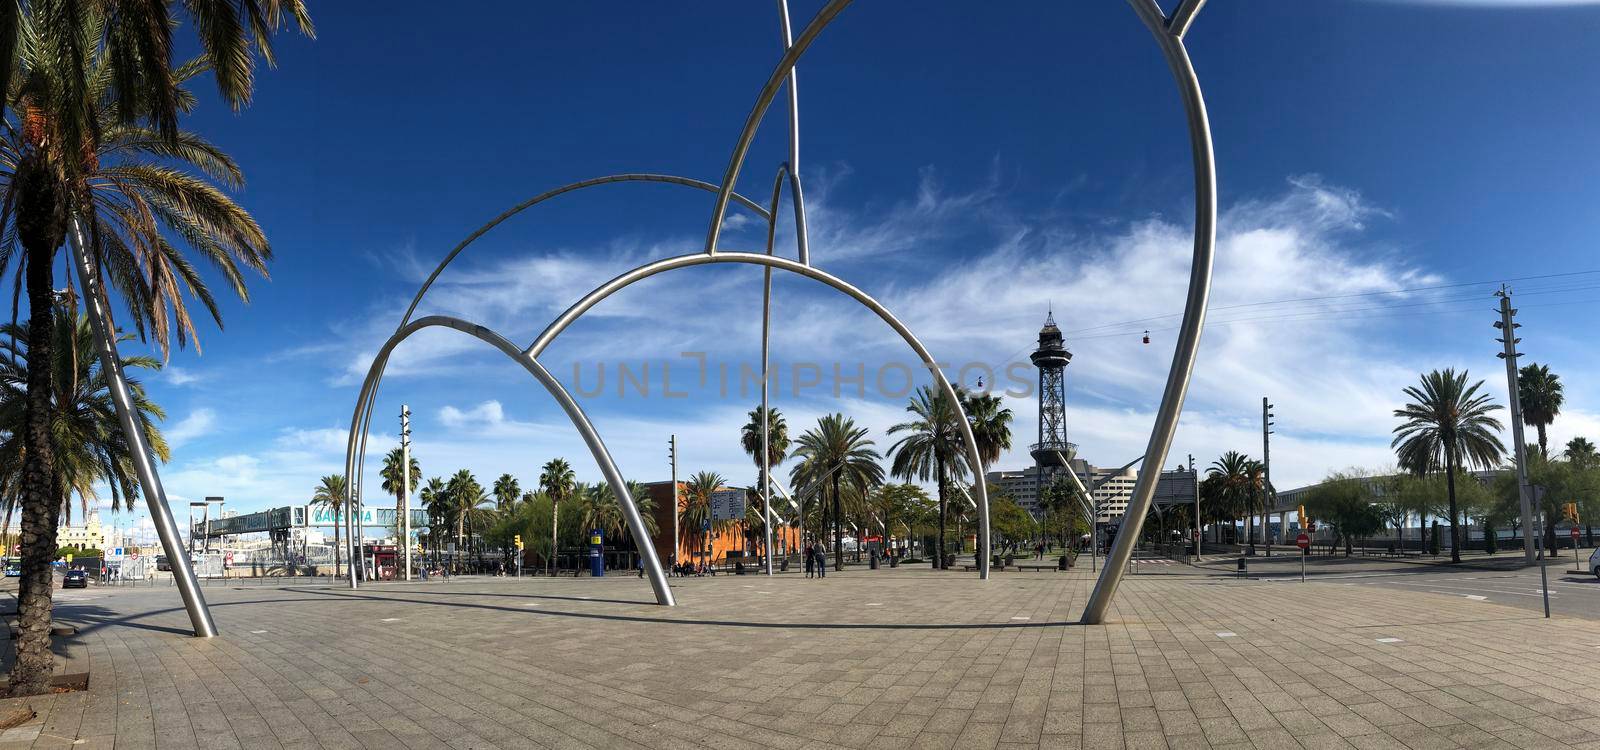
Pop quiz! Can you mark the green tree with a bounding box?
[795,414,884,571]
[961,389,1012,476]
[0,307,167,525]
[1517,363,1564,459]
[310,474,348,577]
[990,495,1037,551]
[492,473,520,512]
[681,471,725,565]
[0,3,309,692]
[445,470,483,569]
[380,447,420,556]
[1207,451,1264,551]
[888,387,964,568]
[1304,472,1386,556]
[741,405,789,559]
[539,458,575,573]
[1392,369,1505,563]
[418,476,448,562]
[1567,437,1598,545]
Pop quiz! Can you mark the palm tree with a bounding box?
[445,470,482,571]
[794,414,884,571]
[1568,437,1598,545]
[310,474,348,577]
[1517,363,1564,459]
[493,474,520,512]
[1207,452,1255,549]
[682,471,725,566]
[419,476,448,564]
[741,405,789,559]
[0,4,310,694]
[1567,437,1598,467]
[380,447,420,557]
[539,458,576,573]
[0,305,167,525]
[1393,369,1506,564]
[961,389,1012,475]
[888,387,964,568]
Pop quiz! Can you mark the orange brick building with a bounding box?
[642,481,801,567]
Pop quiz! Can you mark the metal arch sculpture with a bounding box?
[343,0,1215,616]
[340,175,770,592]
[346,315,676,606]
[1081,0,1216,624]
[691,0,1215,611]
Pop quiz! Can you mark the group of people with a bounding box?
[802,543,829,578]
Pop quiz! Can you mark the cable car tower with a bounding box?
[1030,311,1075,498]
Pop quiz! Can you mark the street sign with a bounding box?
[1296,533,1310,550]
[710,489,746,522]
[1572,527,1582,540]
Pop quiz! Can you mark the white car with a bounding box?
[1590,547,1600,580]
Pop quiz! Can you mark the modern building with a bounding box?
[987,457,1139,523]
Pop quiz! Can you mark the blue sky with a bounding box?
[66,1,1600,538]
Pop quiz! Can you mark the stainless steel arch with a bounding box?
[344,174,769,587]
[704,0,850,255]
[1079,0,1216,624]
[343,315,676,605]
[522,251,991,579]
[758,161,809,576]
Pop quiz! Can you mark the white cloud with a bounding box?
[166,409,217,448]
[165,367,203,386]
[225,170,1600,511]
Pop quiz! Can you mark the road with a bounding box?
[1216,550,1600,620]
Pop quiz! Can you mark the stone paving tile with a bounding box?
[0,567,1596,748]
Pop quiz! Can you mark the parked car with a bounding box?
[3,563,19,577]
[1589,547,1599,580]
[62,569,88,589]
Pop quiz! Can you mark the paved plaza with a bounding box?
[3,563,1600,749]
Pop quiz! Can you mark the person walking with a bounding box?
[804,543,814,579]
[814,545,826,579]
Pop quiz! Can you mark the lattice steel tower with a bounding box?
[1029,311,1074,469]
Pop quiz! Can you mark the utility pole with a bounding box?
[400,404,412,581]
[1262,397,1274,557]
[1190,454,1200,561]
[1496,287,1537,565]
[669,435,678,574]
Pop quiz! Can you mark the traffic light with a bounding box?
[1564,503,1581,524]
[513,534,524,550]
[1299,505,1308,529]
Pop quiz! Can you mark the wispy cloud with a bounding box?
[166,409,217,447]
[165,367,203,386]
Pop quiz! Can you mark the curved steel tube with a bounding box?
[704,0,851,254]
[523,251,990,579]
[1080,0,1216,624]
[346,173,768,587]
[343,315,676,605]
[758,162,809,575]
[401,174,769,327]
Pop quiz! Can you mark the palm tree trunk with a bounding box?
[831,473,842,572]
[936,453,947,569]
[12,209,63,696]
[1536,423,1548,460]
[333,506,342,578]
[1445,457,1461,564]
